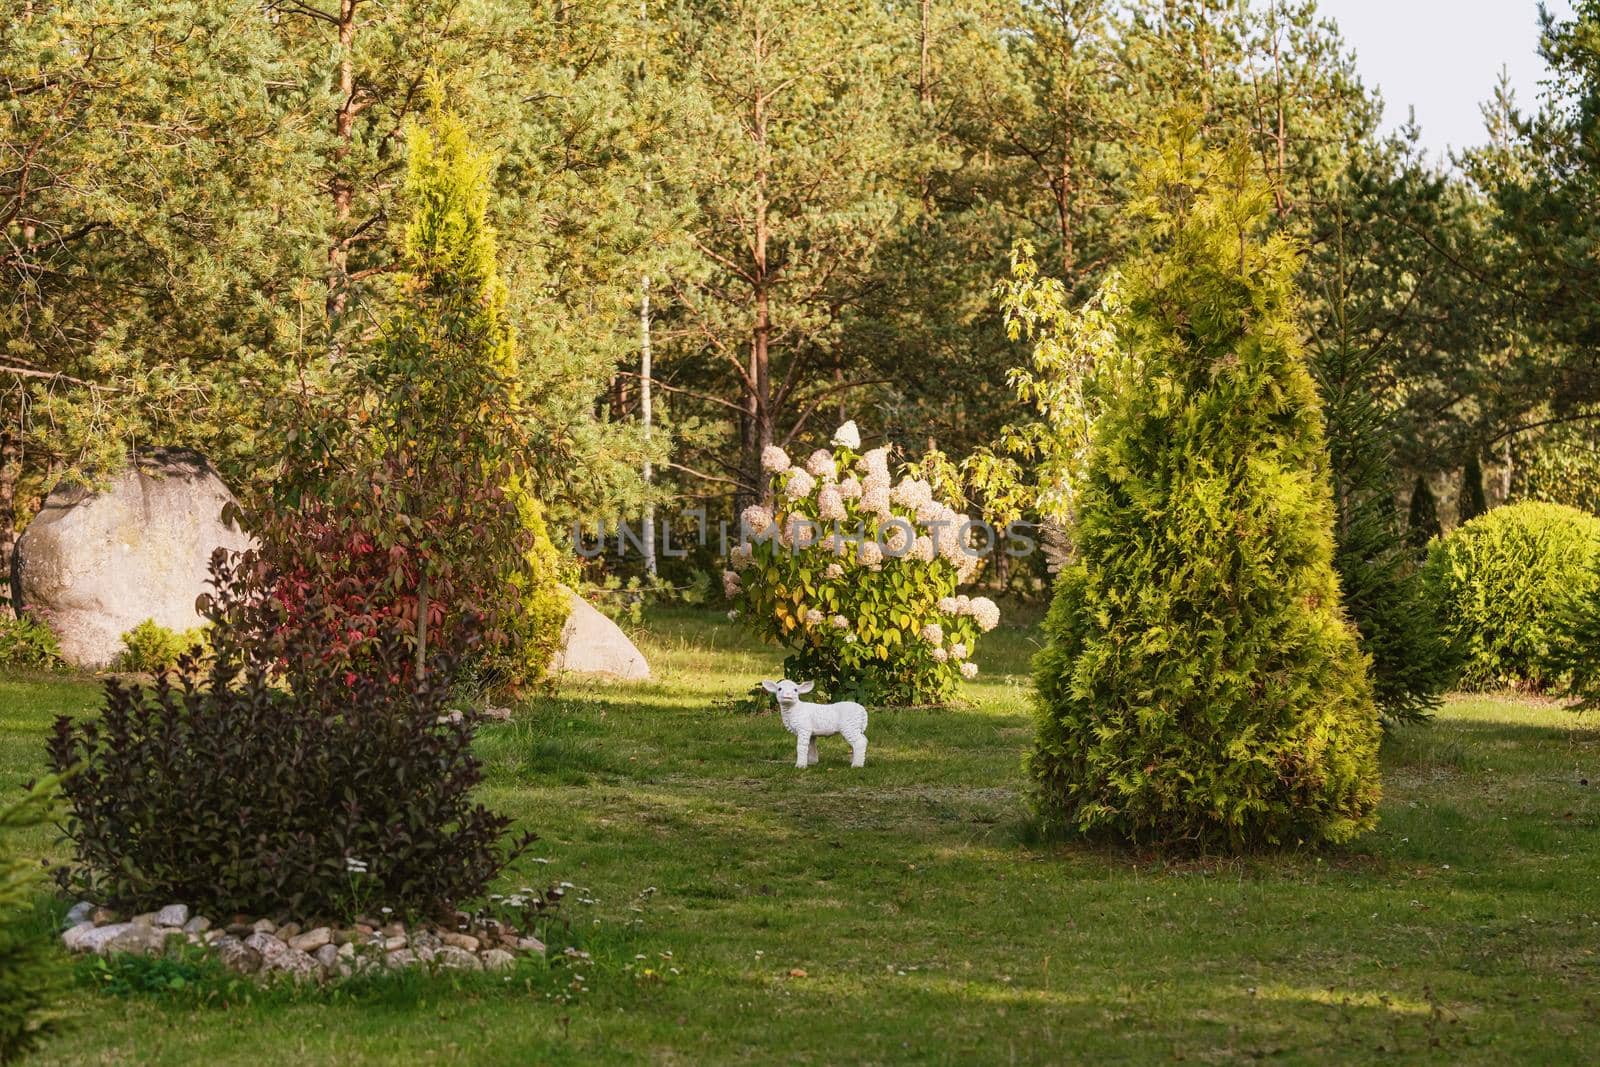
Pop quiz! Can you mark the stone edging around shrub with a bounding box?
[59,901,545,982]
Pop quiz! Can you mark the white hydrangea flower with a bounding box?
[722,570,741,597]
[950,642,968,660]
[837,476,862,500]
[858,540,884,567]
[968,596,1000,632]
[740,504,773,534]
[829,614,849,630]
[937,596,959,614]
[938,528,968,565]
[761,445,791,472]
[781,514,818,549]
[818,484,846,522]
[832,420,861,449]
[729,543,754,571]
[960,661,978,680]
[957,552,984,584]
[931,647,949,663]
[823,562,844,580]
[891,478,933,509]
[783,467,816,500]
[861,486,892,518]
[806,449,837,480]
[911,535,935,562]
[858,447,890,477]
[921,622,944,645]
[803,608,825,627]
[884,525,910,555]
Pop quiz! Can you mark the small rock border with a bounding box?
[60,901,545,982]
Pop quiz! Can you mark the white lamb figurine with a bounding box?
[762,679,868,768]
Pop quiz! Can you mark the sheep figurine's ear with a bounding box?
[796,681,815,694]
[760,680,779,694]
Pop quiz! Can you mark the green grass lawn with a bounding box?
[4,608,1599,1064]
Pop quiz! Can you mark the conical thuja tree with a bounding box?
[1458,454,1488,523]
[274,89,566,688]
[1026,124,1382,850]
[369,96,568,686]
[1407,474,1441,550]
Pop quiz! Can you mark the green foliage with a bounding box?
[1469,4,1600,435]
[3,0,658,576]
[654,0,922,494]
[1027,124,1382,850]
[581,572,711,627]
[47,552,533,919]
[78,943,232,1002]
[1512,418,1600,514]
[0,614,63,672]
[1308,206,1457,725]
[1,0,323,502]
[1422,501,1600,692]
[113,619,208,675]
[960,239,1122,530]
[727,426,998,705]
[479,489,571,691]
[1,779,69,1063]
[1558,556,1600,710]
[1408,475,1442,549]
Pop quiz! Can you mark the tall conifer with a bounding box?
[1027,120,1382,850]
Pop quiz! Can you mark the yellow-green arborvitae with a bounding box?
[1027,119,1382,850]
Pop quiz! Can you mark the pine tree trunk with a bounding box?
[0,428,16,618]
[747,35,774,507]
[641,273,656,577]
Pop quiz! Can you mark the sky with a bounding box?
[1317,0,1576,162]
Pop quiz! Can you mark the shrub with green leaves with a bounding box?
[0,614,63,672]
[1558,558,1600,710]
[1027,125,1381,850]
[726,421,999,705]
[114,619,208,675]
[1,779,69,1063]
[1422,501,1600,691]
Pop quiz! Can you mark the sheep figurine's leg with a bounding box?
[806,736,820,766]
[843,727,867,768]
[795,729,812,770]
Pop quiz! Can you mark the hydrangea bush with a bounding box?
[726,421,1000,705]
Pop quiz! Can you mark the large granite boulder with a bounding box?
[13,449,253,668]
[549,589,650,680]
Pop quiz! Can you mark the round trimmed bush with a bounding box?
[1422,501,1600,690]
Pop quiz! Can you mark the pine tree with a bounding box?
[1407,474,1442,549]
[1458,453,1488,522]
[1027,121,1382,850]
[1308,206,1455,725]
